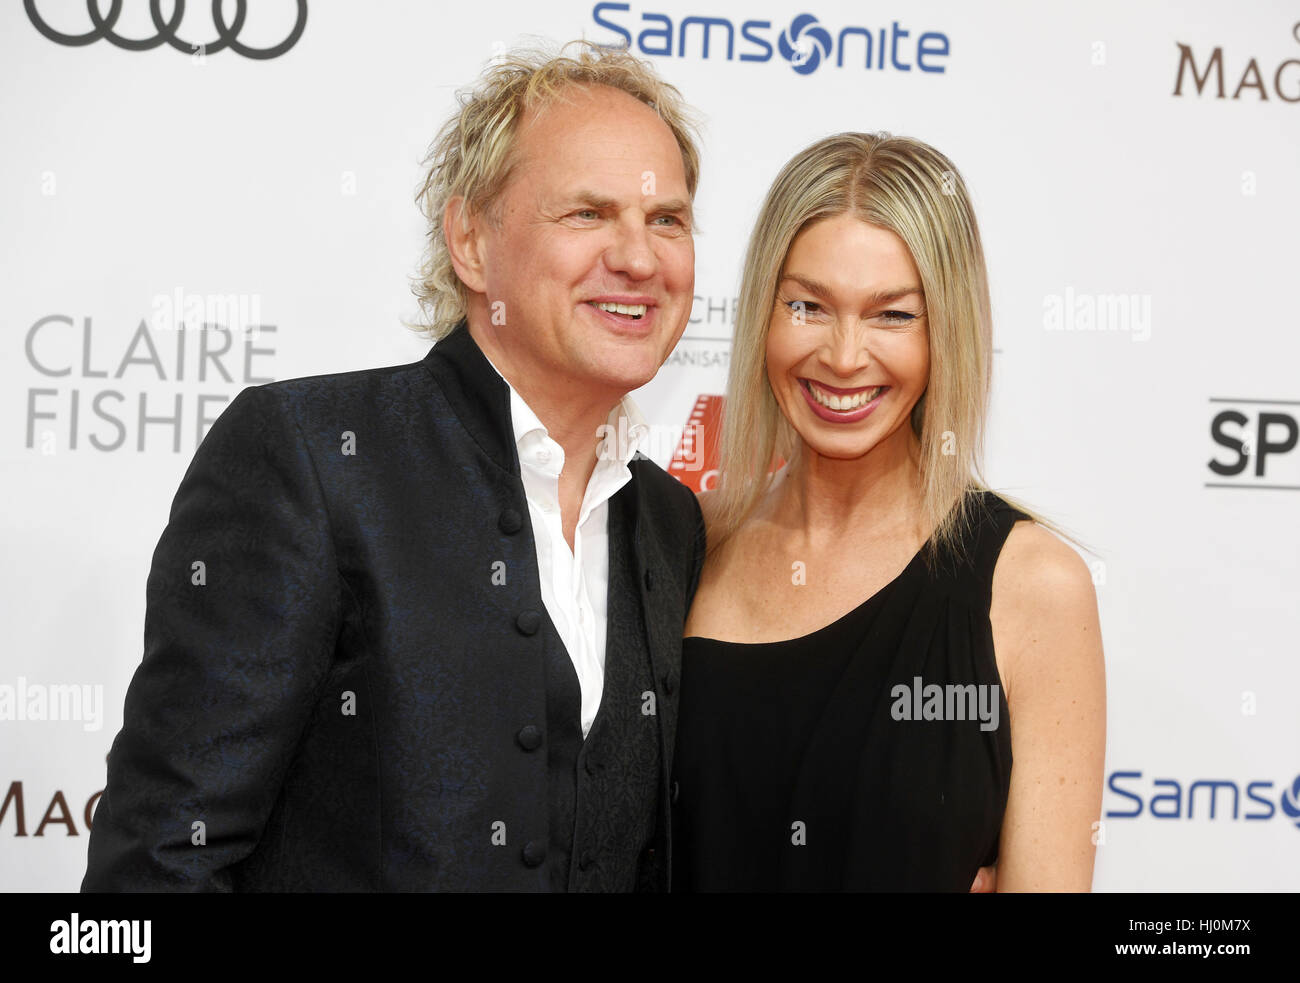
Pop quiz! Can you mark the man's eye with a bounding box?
[573,209,599,220]
[652,214,680,226]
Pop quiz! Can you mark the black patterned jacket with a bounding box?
[81,322,706,891]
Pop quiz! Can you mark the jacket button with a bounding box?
[643,567,653,590]
[578,855,596,872]
[662,672,675,696]
[517,725,543,751]
[522,841,546,867]
[584,756,600,776]
[671,780,680,804]
[516,610,541,635]
[498,508,523,534]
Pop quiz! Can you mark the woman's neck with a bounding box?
[774,429,926,547]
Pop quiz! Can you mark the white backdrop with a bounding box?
[2,0,1298,891]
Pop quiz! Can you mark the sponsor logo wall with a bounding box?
[2,0,1296,891]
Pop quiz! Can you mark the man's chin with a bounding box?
[580,350,664,395]
[593,369,656,399]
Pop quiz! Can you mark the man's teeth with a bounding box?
[592,301,647,318]
[805,381,885,411]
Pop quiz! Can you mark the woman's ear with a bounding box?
[444,196,488,294]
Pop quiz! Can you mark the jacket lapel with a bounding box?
[628,454,683,889]
[421,321,517,476]
[426,321,682,889]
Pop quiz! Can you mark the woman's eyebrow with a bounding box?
[781,273,922,306]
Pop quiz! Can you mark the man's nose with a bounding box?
[604,214,657,280]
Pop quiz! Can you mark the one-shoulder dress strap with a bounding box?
[936,488,1035,611]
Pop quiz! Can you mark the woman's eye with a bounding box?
[879,310,917,324]
[786,300,821,315]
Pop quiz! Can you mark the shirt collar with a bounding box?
[479,350,650,467]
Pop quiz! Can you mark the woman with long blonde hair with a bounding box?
[672,133,1106,892]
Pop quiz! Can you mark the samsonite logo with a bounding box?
[1106,770,1300,826]
[592,4,951,76]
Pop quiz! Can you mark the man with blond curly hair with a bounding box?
[83,41,706,892]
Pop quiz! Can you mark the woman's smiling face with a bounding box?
[765,213,930,463]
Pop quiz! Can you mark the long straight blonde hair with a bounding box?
[711,132,1079,570]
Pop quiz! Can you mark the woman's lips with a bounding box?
[798,378,889,423]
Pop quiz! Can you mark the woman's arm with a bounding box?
[990,521,1107,892]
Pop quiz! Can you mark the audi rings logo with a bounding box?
[24,0,308,60]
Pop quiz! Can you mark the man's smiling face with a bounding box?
[473,83,695,403]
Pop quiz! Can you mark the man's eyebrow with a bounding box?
[650,197,693,218]
[560,191,694,223]
[781,274,923,307]
[561,191,620,210]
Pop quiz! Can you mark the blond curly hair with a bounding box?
[406,40,702,341]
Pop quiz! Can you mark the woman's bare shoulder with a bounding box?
[990,520,1101,700]
[993,521,1095,613]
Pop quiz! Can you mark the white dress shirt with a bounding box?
[482,353,649,738]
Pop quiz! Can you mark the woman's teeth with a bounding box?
[804,380,885,411]
[592,301,647,319]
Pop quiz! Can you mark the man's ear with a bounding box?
[444,195,488,294]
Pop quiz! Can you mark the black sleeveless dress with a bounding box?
[671,489,1030,892]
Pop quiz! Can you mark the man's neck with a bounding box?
[467,319,622,497]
